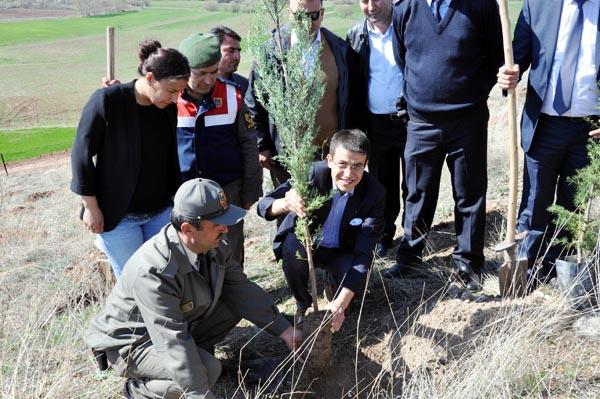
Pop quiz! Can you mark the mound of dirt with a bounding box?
[27,190,54,202]
[386,291,552,380]
[57,248,115,314]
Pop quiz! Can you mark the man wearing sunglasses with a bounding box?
[257,129,385,333]
[246,0,354,188]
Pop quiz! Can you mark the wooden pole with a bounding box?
[497,0,526,297]
[106,27,115,82]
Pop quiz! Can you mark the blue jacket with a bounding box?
[176,78,262,205]
[513,0,600,152]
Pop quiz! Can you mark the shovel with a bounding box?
[495,0,527,297]
[106,27,115,82]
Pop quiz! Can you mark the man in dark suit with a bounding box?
[497,0,600,278]
[257,129,385,332]
[383,0,503,291]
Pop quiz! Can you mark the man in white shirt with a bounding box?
[497,0,600,280]
[346,0,407,257]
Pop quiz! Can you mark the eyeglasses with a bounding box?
[293,8,322,21]
[333,160,365,172]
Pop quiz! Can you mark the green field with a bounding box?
[0,0,524,159]
[0,127,75,162]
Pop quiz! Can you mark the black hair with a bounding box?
[171,211,203,232]
[329,129,370,159]
[137,39,190,81]
[209,26,242,44]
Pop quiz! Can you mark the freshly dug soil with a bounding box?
[302,310,333,379]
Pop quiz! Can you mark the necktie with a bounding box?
[196,255,213,295]
[553,0,587,115]
[433,0,443,23]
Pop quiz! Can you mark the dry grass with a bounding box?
[2,71,600,398]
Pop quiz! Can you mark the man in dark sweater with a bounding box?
[383,0,503,290]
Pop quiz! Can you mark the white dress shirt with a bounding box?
[367,23,403,114]
[291,29,322,77]
[542,0,599,117]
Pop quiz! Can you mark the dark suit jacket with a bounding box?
[257,160,386,291]
[513,0,600,152]
[70,80,180,232]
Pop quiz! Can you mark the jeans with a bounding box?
[96,206,171,278]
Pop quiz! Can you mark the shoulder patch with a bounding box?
[180,300,194,313]
[244,111,256,130]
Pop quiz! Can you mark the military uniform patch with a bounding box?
[244,112,256,129]
[218,191,228,209]
[214,97,223,108]
[180,301,194,313]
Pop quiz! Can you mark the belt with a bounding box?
[368,112,406,122]
[540,113,599,124]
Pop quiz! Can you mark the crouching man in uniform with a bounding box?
[257,129,385,332]
[85,178,301,399]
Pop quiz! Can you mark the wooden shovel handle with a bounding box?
[498,0,519,247]
[106,27,115,82]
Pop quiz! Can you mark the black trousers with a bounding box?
[281,231,362,310]
[396,107,489,273]
[517,114,594,275]
[366,112,408,245]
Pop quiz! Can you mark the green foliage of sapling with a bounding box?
[248,0,330,246]
[550,139,600,261]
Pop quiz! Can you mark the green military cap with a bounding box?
[178,33,221,69]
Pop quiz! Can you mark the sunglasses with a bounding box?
[293,9,322,21]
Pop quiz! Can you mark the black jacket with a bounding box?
[70,80,180,232]
[246,27,353,155]
[257,160,385,294]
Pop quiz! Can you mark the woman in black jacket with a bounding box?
[71,39,190,278]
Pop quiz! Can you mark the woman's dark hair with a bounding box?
[137,39,190,81]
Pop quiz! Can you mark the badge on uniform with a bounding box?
[244,112,256,129]
[349,218,363,226]
[218,190,228,209]
[214,97,223,108]
[180,301,194,313]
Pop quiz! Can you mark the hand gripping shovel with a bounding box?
[495,0,527,297]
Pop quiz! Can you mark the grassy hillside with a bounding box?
[0,0,522,132]
[0,127,74,162]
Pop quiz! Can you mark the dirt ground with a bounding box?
[3,152,599,398]
[0,8,79,22]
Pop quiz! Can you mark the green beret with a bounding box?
[178,33,221,69]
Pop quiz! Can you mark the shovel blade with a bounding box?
[499,258,528,297]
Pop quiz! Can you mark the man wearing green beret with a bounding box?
[177,32,262,268]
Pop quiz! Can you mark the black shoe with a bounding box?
[375,242,392,257]
[457,264,481,292]
[383,262,415,279]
